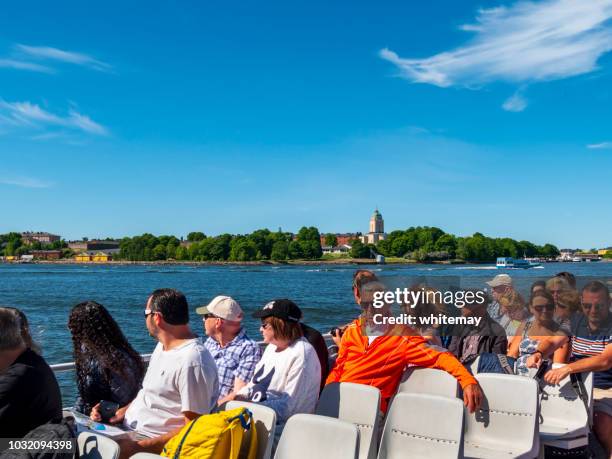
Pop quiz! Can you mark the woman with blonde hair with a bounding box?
[498,289,530,336]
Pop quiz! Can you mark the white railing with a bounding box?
[50,333,336,373]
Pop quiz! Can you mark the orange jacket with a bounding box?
[326,318,478,411]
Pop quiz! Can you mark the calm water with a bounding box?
[1,262,611,404]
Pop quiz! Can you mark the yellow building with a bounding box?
[74,253,92,262]
[598,248,612,256]
[4,255,17,262]
[92,252,113,262]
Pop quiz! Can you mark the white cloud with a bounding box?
[502,89,528,112]
[15,44,112,72]
[0,58,53,73]
[0,100,108,136]
[0,176,53,188]
[587,141,612,149]
[380,0,612,87]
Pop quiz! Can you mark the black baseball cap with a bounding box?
[253,299,301,323]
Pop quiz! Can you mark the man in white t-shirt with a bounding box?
[90,288,219,458]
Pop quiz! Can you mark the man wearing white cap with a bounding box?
[486,274,514,323]
[197,296,261,405]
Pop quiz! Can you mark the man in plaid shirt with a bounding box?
[198,296,262,406]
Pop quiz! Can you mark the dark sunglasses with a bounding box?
[203,313,219,320]
[533,303,555,312]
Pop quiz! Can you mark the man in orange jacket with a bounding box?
[326,279,483,413]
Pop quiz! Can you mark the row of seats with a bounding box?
[77,367,592,459]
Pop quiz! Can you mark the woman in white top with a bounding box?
[232,299,321,425]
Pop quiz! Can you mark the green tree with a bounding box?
[288,240,303,259]
[434,234,457,258]
[324,233,338,247]
[175,246,189,260]
[271,241,289,261]
[539,243,560,259]
[349,239,371,258]
[187,232,206,242]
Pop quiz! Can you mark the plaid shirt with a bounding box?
[204,328,262,397]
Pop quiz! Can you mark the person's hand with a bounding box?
[463,383,483,414]
[90,403,102,422]
[544,366,572,385]
[526,352,542,369]
[109,405,128,424]
[331,328,342,347]
[117,438,139,459]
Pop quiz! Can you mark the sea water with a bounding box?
[1,262,610,404]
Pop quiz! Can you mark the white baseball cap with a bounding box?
[196,295,244,321]
[486,274,513,288]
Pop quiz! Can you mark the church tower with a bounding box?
[369,209,384,234]
[362,208,386,244]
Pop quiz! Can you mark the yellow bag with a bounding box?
[161,407,257,459]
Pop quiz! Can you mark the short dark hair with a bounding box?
[581,281,610,303]
[149,289,189,325]
[264,316,303,343]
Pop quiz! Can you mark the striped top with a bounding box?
[570,314,612,389]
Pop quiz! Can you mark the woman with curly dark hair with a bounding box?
[68,301,145,415]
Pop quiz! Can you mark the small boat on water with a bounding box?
[496,257,541,269]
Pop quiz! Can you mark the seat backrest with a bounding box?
[316,382,380,459]
[378,393,463,459]
[539,371,592,432]
[77,431,120,459]
[274,414,359,459]
[464,373,539,454]
[226,401,277,459]
[397,367,460,399]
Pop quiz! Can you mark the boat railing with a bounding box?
[50,333,337,373]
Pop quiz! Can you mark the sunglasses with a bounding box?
[203,313,220,320]
[260,321,272,330]
[582,303,605,311]
[144,309,158,319]
[533,304,555,312]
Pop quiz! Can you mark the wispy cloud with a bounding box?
[380,0,612,101]
[14,44,112,72]
[0,100,109,136]
[587,141,612,149]
[502,88,528,112]
[0,176,53,188]
[0,58,53,73]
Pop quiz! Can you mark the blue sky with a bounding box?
[1,0,611,248]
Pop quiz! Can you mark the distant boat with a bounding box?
[496,257,541,269]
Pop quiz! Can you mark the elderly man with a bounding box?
[92,289,219,459]
[0,307,62,437]
[528,281,612,456]
[197,295,261,405]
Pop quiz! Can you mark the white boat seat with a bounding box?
[463,373,539,459]
[378,393,463,459]
[316,382,381,459]
[397,366,460,398]
[539,371,592,442]
[274,414,359,459]
[77,431,120,459]
[226,400,277,459]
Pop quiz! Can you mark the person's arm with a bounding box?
[552,336,571,364]
[90,402,131,423]
[402,336,482,412]
[525,335,570,368]
[217,342,261,405]
[325,328,351,384]
[545,343,612,385]
[507,334,521,359]
[117,411,199,459]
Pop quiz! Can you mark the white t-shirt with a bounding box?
[237,337,320,423]
[124,338,219,437]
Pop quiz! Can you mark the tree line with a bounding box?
[2,227,606,262]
